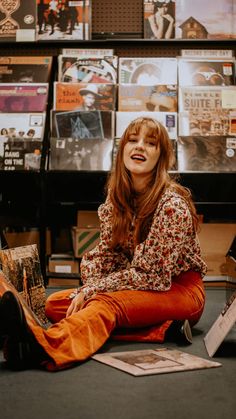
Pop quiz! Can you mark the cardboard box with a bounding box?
[198,224,236,277]
[48,254,79,274]
[72,210,100,258]
[4,229,51,255]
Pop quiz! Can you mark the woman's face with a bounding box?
[123,126,160,190]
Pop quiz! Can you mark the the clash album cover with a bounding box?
[54,82,116,111]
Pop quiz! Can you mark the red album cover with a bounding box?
[0,0,36,41]
[0,83,49,112]
[54,82,116,111]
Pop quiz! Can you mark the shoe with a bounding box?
[166,319,193,345]
[0,291,46,370]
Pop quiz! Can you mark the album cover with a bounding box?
[118,84,177,112]
[0,83,49,112]
[51,110,115,140]
[177,136,236,172]
[175,0,233,39]
[0,244,47,324]
[118,57,177,85]
[54,82,116,111]
[204,291,236,357]
[144,0,175,40]
[92,347,221,376]
[116,111,177,140]
[0,56,53,83]
[0,112,46,139]
[178,86,236,136]
[0,137,42,171]
[0,0,36,42]
[58,55,118,83]
[36,0,91,41]
[49,137,114,171]
[178,59,235,86]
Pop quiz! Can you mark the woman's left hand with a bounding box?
[66,291,86,317]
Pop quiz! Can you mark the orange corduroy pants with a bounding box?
[1,271,205,371]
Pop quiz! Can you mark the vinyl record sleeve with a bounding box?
[0,112,46,140]
[49,137,114,171]
[0,83,49,112]
[177,136,236,172]
[143,0,175,40]
[118,84,177,112]
[58,55,118,83]
[0,56,53,83]
[51,110,115,140]
[116,111,177,140]
[0,0,36,41]
[178,59,235,86]
[118,57,177,85]
[54,82,116,111]
[36,0,91,41]
[175,0,233,39]
[0,137,42,171]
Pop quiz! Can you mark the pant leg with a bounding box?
[29,270,205,371]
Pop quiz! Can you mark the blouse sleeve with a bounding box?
[80,194,196,300]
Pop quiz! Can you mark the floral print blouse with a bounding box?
[80,189,207,300]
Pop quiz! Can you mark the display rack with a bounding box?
[0,0,236,282]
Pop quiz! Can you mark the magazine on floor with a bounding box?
[92,347,221,376]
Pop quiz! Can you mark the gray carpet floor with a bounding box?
[0,287,235,419]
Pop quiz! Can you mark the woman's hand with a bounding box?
[66,291,86,317]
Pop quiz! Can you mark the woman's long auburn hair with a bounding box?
[106,117,199,249]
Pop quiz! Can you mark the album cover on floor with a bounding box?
[204,291,236,357]
[92,347,221,376]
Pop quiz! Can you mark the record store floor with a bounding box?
[0,285,235,419]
